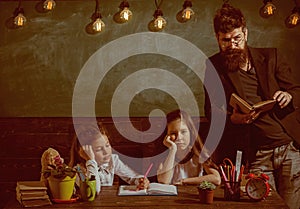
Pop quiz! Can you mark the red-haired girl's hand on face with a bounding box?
[79,145,95,161]
[169,134,176,142]
[163,135,177,150]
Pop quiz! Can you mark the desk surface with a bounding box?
[3,185,289,209]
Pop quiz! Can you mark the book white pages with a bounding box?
[118,183,178,196]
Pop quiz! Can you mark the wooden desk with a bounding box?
[3,185,289,209]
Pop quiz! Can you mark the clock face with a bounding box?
[246,178,269,200]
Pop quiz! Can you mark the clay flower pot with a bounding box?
[198,188,214,204]
[197,181,216,204]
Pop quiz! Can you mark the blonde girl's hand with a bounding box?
[136,177,150,190]
[79,145,95,161]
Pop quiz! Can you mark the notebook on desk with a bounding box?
[118,183,178,196]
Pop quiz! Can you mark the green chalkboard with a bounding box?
[0,0,299,117]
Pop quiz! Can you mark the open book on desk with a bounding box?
[118,183,177,196]
[229,93,276,114]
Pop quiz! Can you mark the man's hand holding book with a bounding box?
[229,93,277,125]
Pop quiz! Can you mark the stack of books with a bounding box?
[16,181,52,207]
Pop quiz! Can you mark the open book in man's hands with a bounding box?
[118,183,177,196]
[229,93,276,114]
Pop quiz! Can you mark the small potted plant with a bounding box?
[41,149,77,200]
[197,181,216,204]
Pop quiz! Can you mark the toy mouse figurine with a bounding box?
[40,147,64,183]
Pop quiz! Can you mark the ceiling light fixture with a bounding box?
[114,0,132,23]
[148,0,166,32]
[43,0,56,11]
[86,0,105,35]
[176,0,194,23]
[285,1,300,28]
[13,0,26,27]
[259,0,276,18]
[35,0,55,13]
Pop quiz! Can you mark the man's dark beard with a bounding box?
[221,48,248,72]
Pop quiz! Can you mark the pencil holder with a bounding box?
[224,181,240,201]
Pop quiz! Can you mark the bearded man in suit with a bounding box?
[204,3,300,209]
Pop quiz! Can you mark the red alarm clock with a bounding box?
[245,173,270,201]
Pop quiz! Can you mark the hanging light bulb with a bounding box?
[176,0,194,23]
[148,9,167,32]
[14,15,26,27]
[6,0,26,29]
[13,0,27,27]
[43,0,56,11]
[113,0,133,23]
[285,6,300,28]
[289,13,300,25]
[35,0,55,13]
[260,0,276,18]
[119,0,132,22]
[148,0,166,32]
[86,0,105,34]
[14,8,26,27]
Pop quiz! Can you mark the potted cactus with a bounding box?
[197,181,216,204]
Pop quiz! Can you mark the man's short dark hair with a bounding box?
[213,3,246,34]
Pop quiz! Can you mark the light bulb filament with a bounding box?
[182,7,194,20]
[260,1,276,18]
[43,0,56,11]
[291,14,299,25]
[266,5,273,15]
[120,7,132,21]
[93,18,104,32]
[154,16,166,29]
[157,19,162,29]
[14,13,26,26]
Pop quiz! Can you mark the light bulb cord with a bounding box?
[155,0,163,10]
[120,0,130,9]
[92,0,102,20]
[183,0,192,8]
[292,0,300,14]
[95,0,100,13]
[18,0,22,8]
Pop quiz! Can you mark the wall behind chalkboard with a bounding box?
[0,0,299,117]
